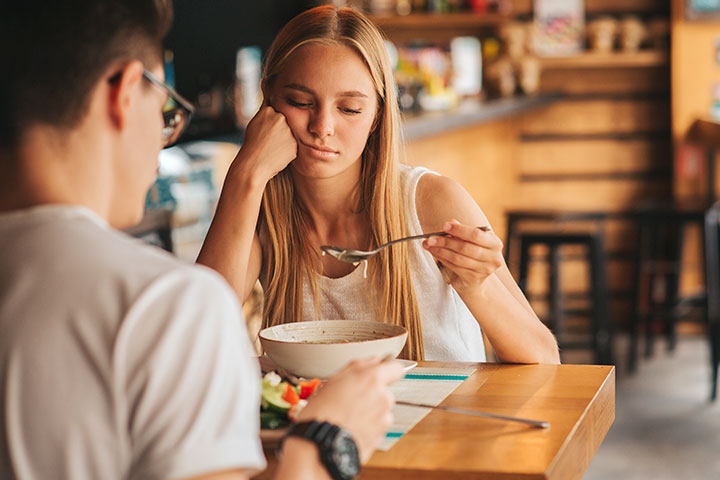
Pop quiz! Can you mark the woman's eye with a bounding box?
[286,98,312,108]
[340,107,362,115]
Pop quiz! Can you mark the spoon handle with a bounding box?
[379,231,448,250]
[395,401,549,429]
[379,226,491,251]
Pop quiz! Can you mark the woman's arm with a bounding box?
[197,106,297,302]
[416,173,560,364]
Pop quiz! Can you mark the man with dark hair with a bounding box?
[0,2,402,479]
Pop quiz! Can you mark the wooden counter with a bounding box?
[402,95,561,141]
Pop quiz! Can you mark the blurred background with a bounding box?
[127,2,720,477]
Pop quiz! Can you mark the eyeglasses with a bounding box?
[109,68,195,148]
[141,69,195,147]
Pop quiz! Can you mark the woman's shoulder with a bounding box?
[415,171,489,232]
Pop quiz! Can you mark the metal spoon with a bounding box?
[396,400,550,429]
[320,226,491,264]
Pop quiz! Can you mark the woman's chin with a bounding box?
[290,156,337,178]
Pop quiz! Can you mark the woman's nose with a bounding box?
[308,107,334,138]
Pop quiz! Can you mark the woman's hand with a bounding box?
[422,219,504,295]
[295,357,404,463]
[230,104,297,186]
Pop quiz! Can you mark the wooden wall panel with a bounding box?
[521,99,671,136]
[405,118,520,240]
[540,67,670,95]
[510,178,670,211]
[671,1,720,141]
[519,138,672,175]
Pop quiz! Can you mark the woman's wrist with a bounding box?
[451,273,494,302]
[225,149,272,194]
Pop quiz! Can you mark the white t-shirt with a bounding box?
[0,205,265,480]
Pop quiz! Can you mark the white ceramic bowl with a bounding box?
[259,320,408,379]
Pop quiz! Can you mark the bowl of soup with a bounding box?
[259,320,407,379]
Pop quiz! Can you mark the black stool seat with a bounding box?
[516,231,613,365]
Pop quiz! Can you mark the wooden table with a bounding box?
[256,362,615,480]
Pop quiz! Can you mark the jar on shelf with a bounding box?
[619,15,648,52]
[587,16,617,53]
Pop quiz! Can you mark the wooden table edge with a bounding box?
[544,365,616,479]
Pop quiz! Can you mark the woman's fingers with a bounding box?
[426,242,501,273]
[422,220,504,287]
[442,220,502,249]
[424,227,502,262]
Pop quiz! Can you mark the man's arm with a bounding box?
[179,358,404,480]
[178,439,330,480]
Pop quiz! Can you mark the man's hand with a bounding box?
[295,357,405,463]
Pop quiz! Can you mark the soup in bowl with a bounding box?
[259,320,408,379]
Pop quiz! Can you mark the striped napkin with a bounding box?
[378,365,477,451]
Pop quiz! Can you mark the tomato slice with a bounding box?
[299,378,322,400]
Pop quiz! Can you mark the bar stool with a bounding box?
[515,230,613,365]
[628,202,707,373]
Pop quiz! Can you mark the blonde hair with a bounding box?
[259,5,424,360]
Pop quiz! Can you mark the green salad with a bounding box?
[260,371,321,429]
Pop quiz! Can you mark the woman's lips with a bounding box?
[301,141,339,158]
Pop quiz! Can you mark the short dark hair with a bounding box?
[0,0,173,150]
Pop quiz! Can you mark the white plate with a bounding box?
[397,359,418,371]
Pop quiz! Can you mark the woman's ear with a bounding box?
[107,60,144,131]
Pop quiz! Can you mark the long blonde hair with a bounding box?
[259,5,424,360]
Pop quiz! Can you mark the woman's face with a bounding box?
[268,43,379,179]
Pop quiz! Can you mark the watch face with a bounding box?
[330,429,360,478]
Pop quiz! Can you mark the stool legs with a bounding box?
[590,234,613,365]
[629,218,650,372]
[710,323,720,402]
[664,227,683,353]
[704,203,720,401]
[549,244,563,334]
[515,233,613,365]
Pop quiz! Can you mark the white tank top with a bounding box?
[302,165,486,362]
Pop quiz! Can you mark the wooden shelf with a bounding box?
[369,12,512,43]
[540,50,669,69]
[368,12,511,30]
[369,0,669,43]
[370,0,669,25]
[511,0,669,16]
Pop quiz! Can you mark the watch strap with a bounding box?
[279,420,358,480]
[283,420,338,449]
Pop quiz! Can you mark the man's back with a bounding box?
[0,205,265,479]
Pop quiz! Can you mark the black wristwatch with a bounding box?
[279,420,361,480]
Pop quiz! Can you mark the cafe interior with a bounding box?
[123,0,720,478]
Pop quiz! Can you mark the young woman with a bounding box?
[198,5,559,364]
